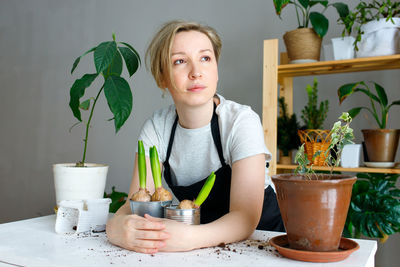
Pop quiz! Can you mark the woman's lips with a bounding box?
[187,85,206,92]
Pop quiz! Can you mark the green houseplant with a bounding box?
[344,172,400,243]
[53,34,141,205]
[271,113,357,253]
[298,78,330,165]
[338,81,400,162]
[273,0,347,62]
[277,97,301,164]
[336,1,400,55]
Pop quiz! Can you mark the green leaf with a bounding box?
[137,140,147,189]
[373,82,388,107]
[150,146,162,189]
[71,46,96,74]
[69,73,98,121]
[298,0,309,9]
[390,189,400,197]
[346,107,361,119]
[94,41,117,74]
[310,12,329,38]
[338,83,358,104]
[79,99,90,110]
[194,172,216,207]
[309,0,328,8]
[389,100,400,107]
[118,46,140,77]
[119,42,142,67]
[104,76,132,133]
[332,2,349,19]
[273,0,290,15]
[105,50,123,77]
[104,186,128,213]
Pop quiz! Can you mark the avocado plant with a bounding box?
[69,33,140,167]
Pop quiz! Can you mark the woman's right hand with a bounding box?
[106,203,170,254]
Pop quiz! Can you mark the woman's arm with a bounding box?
[147,153,266,251]
[106,154,169,254]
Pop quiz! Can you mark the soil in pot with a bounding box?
[272,174,356,252]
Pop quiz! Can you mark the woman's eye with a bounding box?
[173,59,184,65]
[201,56,211,62]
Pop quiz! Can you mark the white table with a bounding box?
[0,215,377,267]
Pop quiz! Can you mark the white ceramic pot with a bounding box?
[331,36,355,60]
[340,144,362,168]
[53,163,108,205]
[356,18,400,58]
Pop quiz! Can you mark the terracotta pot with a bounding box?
[272,174,356,252]
[362,129,400,162]
[283,28,322,63]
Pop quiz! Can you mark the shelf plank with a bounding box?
[278,54,400,77]
[277,164,400,174]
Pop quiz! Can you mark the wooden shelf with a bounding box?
[277,164,400,174]
[278,54,400,77]
[262,39,400,176]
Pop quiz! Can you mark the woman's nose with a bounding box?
[189,64,202,79]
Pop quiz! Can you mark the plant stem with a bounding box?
[81,84,105,165]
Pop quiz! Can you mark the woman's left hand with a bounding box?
[144,214,195,252]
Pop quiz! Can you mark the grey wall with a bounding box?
[0,0,399,266]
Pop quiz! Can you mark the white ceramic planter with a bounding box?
[340,144,362,168]
[53,163,108,205]
[331,36,355,60]
[356,18,400,58]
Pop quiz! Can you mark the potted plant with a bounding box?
[337,1,400,57]
[298,78,330,165]
[272,0,347,63]
[338,81,400,163]
[344,172,400,243]
[272,113,357,252]
[277,97,301,164]
[53,34,141,205]
[330,2,356,60]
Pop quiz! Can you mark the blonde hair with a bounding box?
[145,20,222,90]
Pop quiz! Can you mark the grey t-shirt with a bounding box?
[137,95,272,188]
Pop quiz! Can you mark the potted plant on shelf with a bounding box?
[330,2,356,60]
[272,113,357,254]
[272,0,347,63]
[277,97,301,164]
[53,34,141,206]
[298,78,330,166]
[337,0,400,57]
[344,172,400,244]
[338,81,400,163]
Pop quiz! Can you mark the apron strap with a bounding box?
[210,103,227,167]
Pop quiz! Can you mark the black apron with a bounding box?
[163,103,285,231]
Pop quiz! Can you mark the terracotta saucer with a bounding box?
[270,234,360,263]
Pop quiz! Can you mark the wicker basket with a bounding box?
[283,28,322,62]
[298,129,331,166]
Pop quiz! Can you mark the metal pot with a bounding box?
[164,204,200,225]
[130,200,171,218]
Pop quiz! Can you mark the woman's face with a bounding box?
[165,30,218,107]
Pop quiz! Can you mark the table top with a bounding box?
[0,215,377,267]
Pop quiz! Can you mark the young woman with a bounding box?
[106,20,284,254]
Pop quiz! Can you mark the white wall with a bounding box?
[0,0,399,266]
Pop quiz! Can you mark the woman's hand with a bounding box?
[106,206,170,254]
[144,214,195,252]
